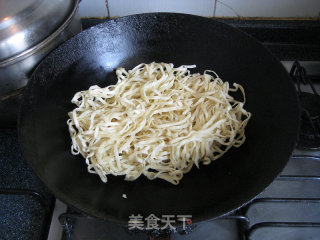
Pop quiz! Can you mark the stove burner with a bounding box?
[290,61,320,150]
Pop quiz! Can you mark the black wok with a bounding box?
[18,13,299,224]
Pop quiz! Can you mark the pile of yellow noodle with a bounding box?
[67,62,251,185]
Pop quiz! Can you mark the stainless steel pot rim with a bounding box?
[0,0,80,67]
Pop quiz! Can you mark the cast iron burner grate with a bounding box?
[290,61,320,150]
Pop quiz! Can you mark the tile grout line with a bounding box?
[216,0,241,17]
[105,0,110,18]
[213,0,217,17]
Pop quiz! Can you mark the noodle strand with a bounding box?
[67,62,251,185]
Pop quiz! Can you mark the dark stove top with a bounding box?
[1,18,320,240]
[0,129,54,240]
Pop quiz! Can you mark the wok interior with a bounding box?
[20,13,299,223]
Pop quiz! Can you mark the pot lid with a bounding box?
[0,0,75,61]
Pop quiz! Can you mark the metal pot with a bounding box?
[0,0,81,126]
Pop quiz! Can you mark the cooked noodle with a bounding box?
[67,62,251,185]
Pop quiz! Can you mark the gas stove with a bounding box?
[43,60,320,240]
[1,20,320,240]
[0,61,319,240]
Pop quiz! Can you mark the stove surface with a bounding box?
[1,18,319,240]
